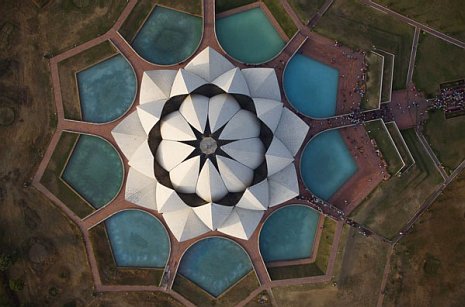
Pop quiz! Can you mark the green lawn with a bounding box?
[385,122,415,172]
[120,0,202,43]
[376,49,394,102]
[215,0,256,13]
[89,224,164,286]
[375,0,465,42]
[40,0,127,53]
[413,32,465,98]
[267,218,337,280]
[263,0,298,38]
[272,229,389,306]
[40,132,95,218]
[364,119,404,175]
[288,0,325,23]
[350,129,443,239]
[424,110,465,171]
[315,0,414,90]
[362,51,383,110]
[58,41,116,121]
[173,271,260,306]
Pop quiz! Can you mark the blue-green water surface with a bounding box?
[105,210,170,268]
[300,129,357,200]
[259,205,320,262]
[178,237,253,297]
[216,8,285,64]
[62,134,123,208]
[77,55,136,123]
[284,53,339,118]
[132,6,202,65]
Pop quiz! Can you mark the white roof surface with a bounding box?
[241,68,281,101]
[112,47,309,242]
[137,99,166,134]
[193,203,233,230]
[184,47,235,82]
[268,163,300,206]
[111,111,147,160]
[170,69,207,97]
[125,167,157,210]
[213,67,250,96]
[253,98,283,132]
[179,95,209,133]
[221,138,265,169]
[274,107,309,155]
[208,94,240,132]
[169,156,200,193]
[163,207,210,241]
[156,183,188,213]
[218,207,264,240]
[265,137,294,176]
[160,111,196,141]
[196,159,229,202]
[156,140,194,172]
[236,179,269,211]
[216,156,253,192]
[128,141,155,179]
[140,70,177,104]
[219,110,261,140]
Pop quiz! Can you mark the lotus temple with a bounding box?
[33,0,433,305]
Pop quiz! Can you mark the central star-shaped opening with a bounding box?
[200,136,217,155]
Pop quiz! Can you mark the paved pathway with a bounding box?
[415,128,448,180]
[406,27,421,86]
[308,0,335,28]
[362,0,465,49]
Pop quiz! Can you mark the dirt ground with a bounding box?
[384,171,465,306]
[272,229,390,306]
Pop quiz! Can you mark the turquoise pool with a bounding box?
[284,53,339,118]
[300,129,357,200]
[62,134,123,209]
[178,237,253,297]
[105,210,170,268]
[216,7,285,64]
[259,205,320,262]
[77,55,136,123]
[131,6,202,65]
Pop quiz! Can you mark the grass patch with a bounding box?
[364,119,404,175]
[351,128,443,238]
[272,229,390,306]
[267,218,337,280]
[40,132,94,218]
[376,49,394,102]
[119,0,202,43]
[385,170,465,305]
[58,41,116,121]
[288,0,325,23]
[315,0,414,90]
[40,0,126,53]
[375,0,465,42]
[173,271,260,306]
[362,51,383,110]
[385,122,415,172]
[263,0,298,38]
[424,109,465,171]
[413,32,465,98]
[119,0,153,42]
[89,223,163,286]
[215,0,256,13]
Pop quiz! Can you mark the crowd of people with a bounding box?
[433,80,465,115]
